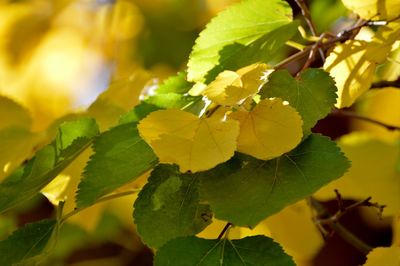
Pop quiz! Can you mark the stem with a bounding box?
[371,78,400,89]
[218,223,232,239]
[60,189,141,223]
[331,109,400,131]
[294,0,325,61]
[308,197,373,254]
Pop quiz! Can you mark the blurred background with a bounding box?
[0,0,396,265]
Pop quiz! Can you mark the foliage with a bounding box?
[0,0,399,265]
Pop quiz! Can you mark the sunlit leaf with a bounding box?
[187,0,293,82]
[139,109,239,173]
[200,134,350,227]
[154,235,295,266]
[203,63,268,106]
[261,69,337,134]
[229,98,303,160]
[133,165,212,248]
[342,0,400,20]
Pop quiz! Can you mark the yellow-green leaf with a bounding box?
[138,109,239,172]
[342,0,400,20]
[229,98,303,160]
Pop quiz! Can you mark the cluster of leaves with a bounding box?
[1,0,400,265]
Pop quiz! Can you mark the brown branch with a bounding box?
[308,196,373,254]
[371,78,400,89]
[218,223,232,239]
[331,109,400,131]
[294,0,325,61]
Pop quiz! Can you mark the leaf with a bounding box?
[133,165,212,248]
[352,88,400,140]
[138,109,239,173]
[200,134,350,227]
[0,219,56,266]
[76,123,158,207]
[229,98,303,160]
[315,132,400,216]
[0,95,32,130]
[263,200,324,264]
[324,22,400,108]
[0,127,42,181]
[0,118,99,213]
[324,40,376,108]
[261,69,337,134]
[203,63,268,106]
[87,70,151,130]
[187,0,293,82]
[154,235,295,266]
[204,21,299,82]
[341,0,400,20]
[154,72,193,94]
[363,247,400,266]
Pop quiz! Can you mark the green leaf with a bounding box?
[0,118,99,213]
[205,21,299,82]
[0,219,56,266]
[133,165,212,248]
[76,123,158,207]
[119,102,161,125]
[261,69,337,134]
[199,134,350,227]
[187,0,293,82]
[155,72,193,94]
[120,73,205,124]
[154,235,295,266]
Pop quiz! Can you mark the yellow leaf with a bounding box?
[342,0,400,20]
[394,213,400,246]
[324,40,376,108]
[264,200,324,265]
[203,63,268,106]
[353,88,400,140]
[138,109,239,173]
[229,98,303,160]
[325,22,400,108]
[315,132,400,216]
[41,174,70,206]
[0,96,32,130]
[0,128,43,181]
[364,247,400,266]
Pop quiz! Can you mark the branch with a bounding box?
[371,78,400,89]
[331,109,400,131]
[217,222,232,239]
[294,0,325,61]
[308,196,373,254]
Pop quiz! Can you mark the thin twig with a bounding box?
[294,0,325,61]
[308,196,373,254]
[218,223,232,239]
[61,189,141,223]
[331,109,400,131]
[371,78,400,89]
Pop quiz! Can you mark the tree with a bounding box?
[0,0,399,265]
